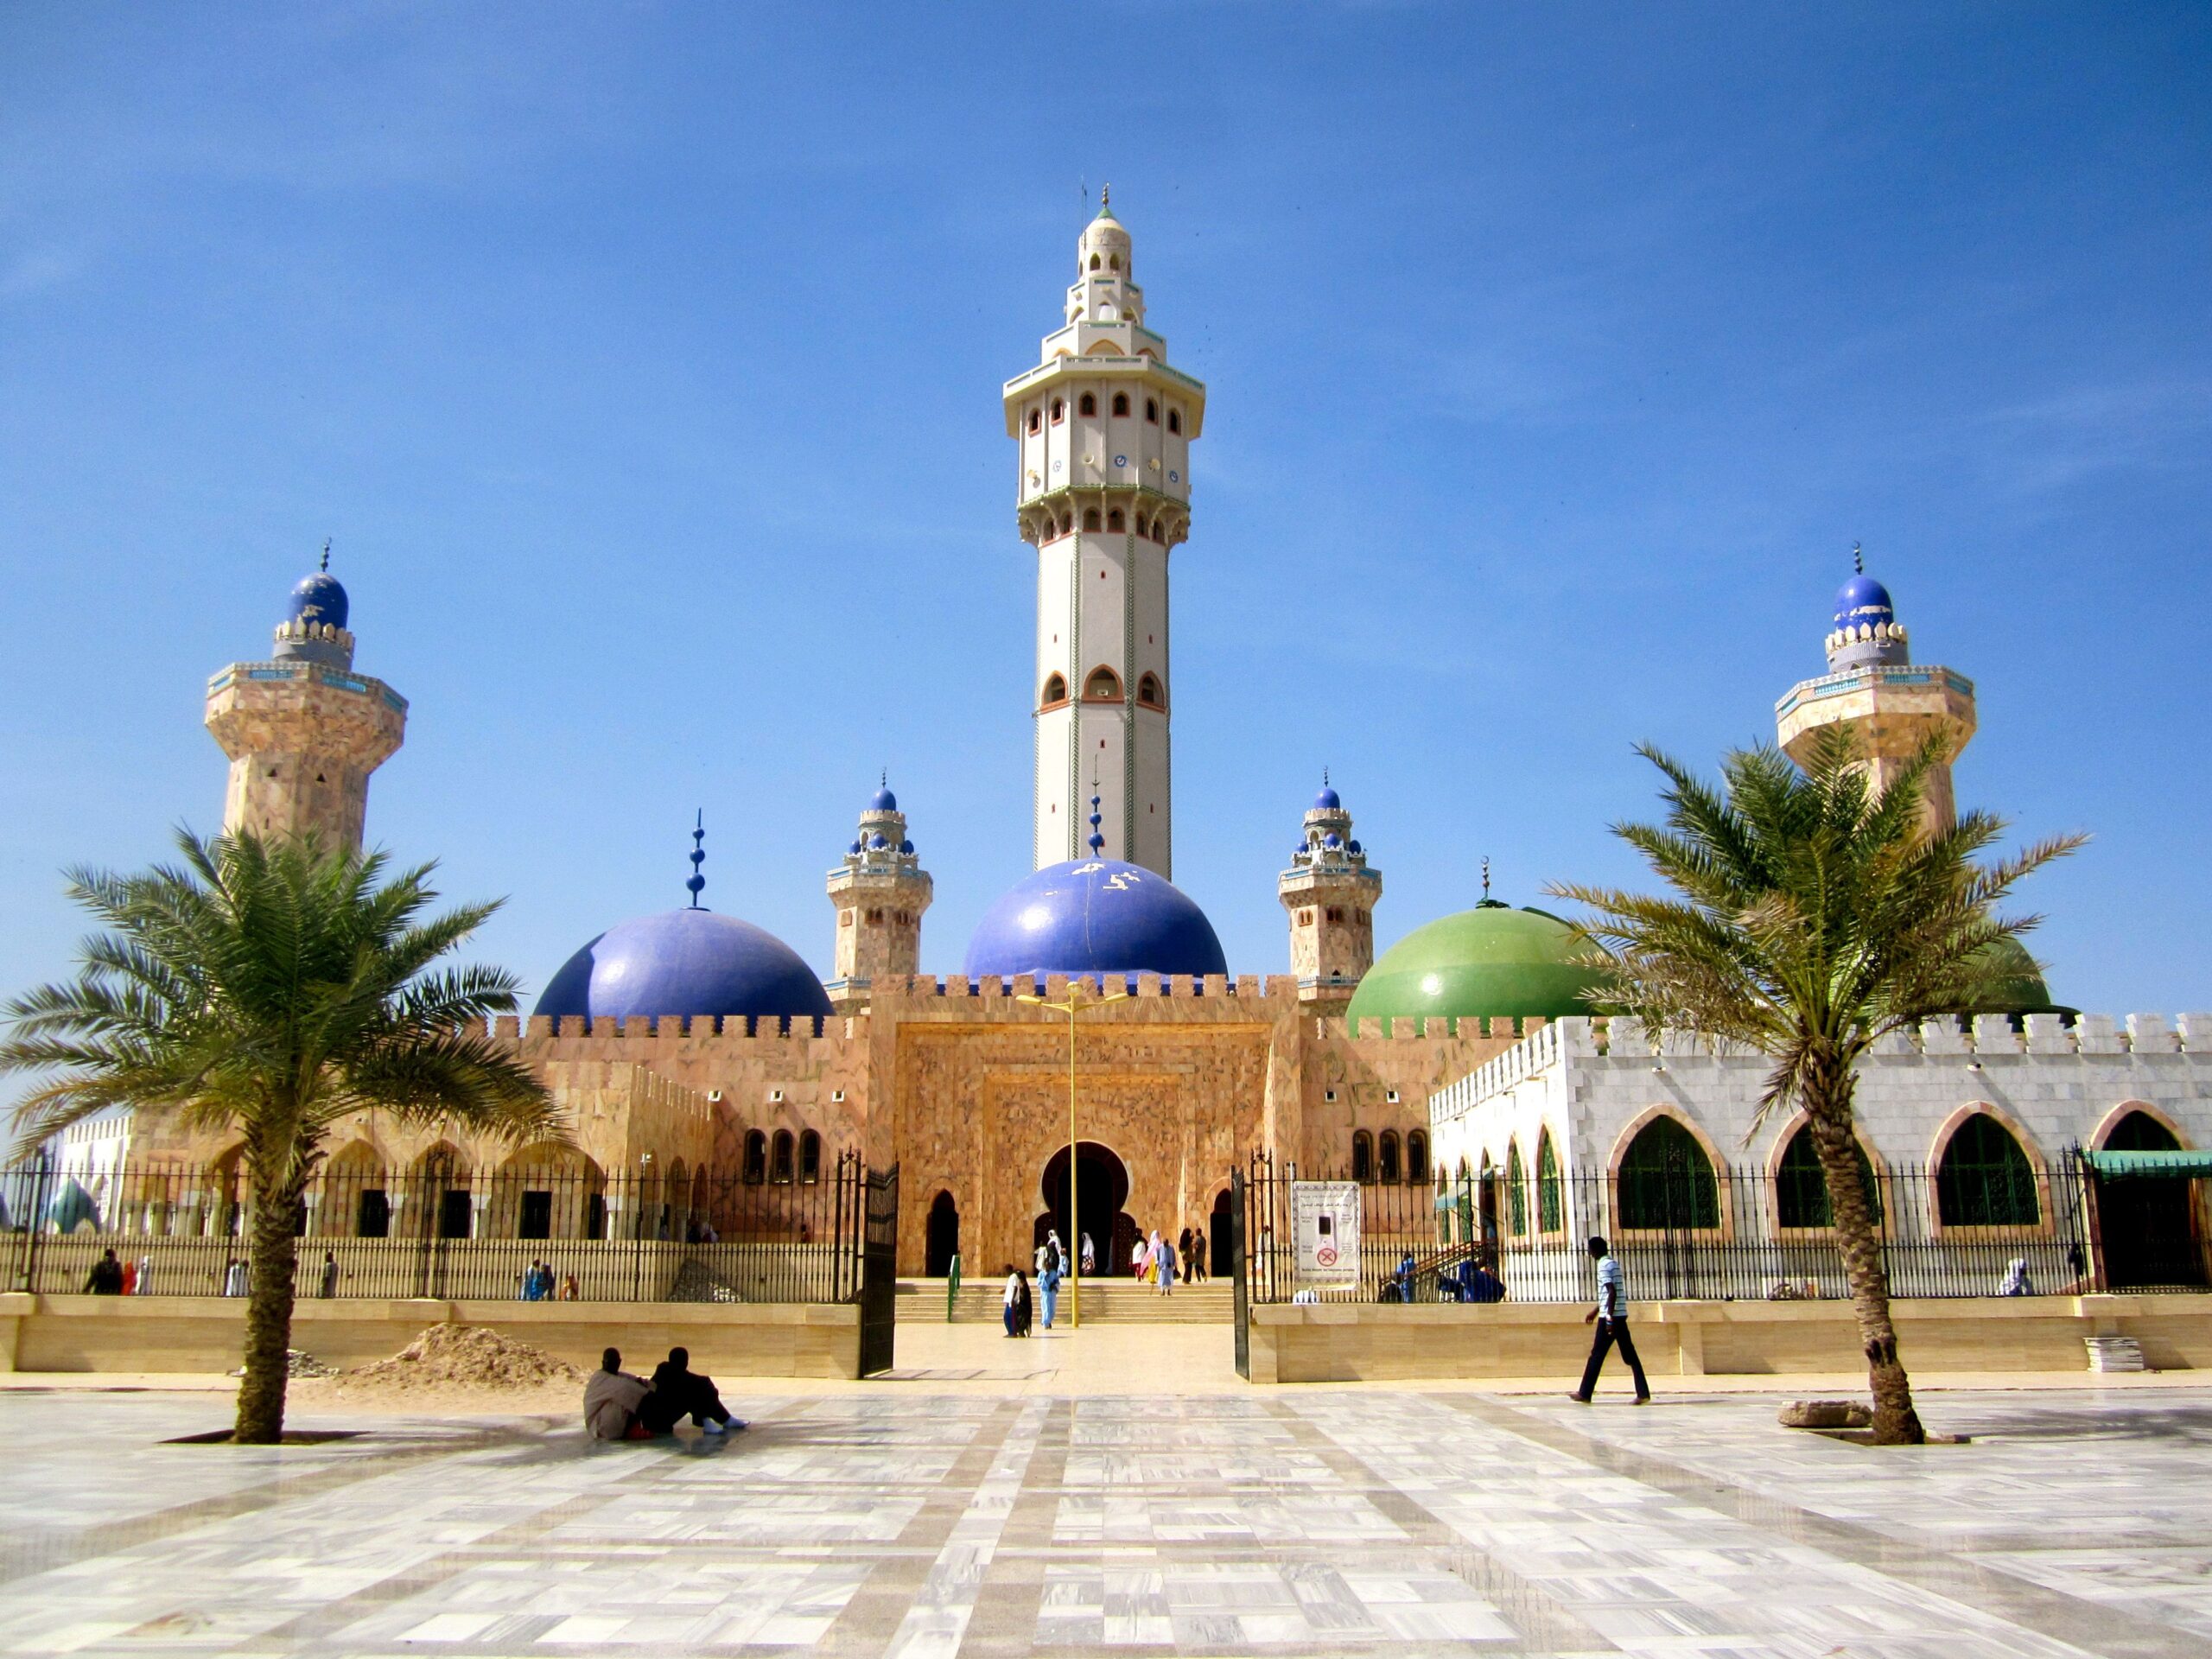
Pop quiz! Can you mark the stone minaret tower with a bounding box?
[205,557,407,850]
[824,779,932,1014]
[1776,558,1976,838]
[1004,189,1205,876]
[1279,778,1382,1001]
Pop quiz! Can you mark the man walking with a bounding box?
[1569,1236,1649,1404]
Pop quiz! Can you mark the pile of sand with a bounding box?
[331,1324,583,1397]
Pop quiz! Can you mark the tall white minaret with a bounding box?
[1003,189,1205,875]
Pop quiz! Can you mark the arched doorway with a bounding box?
[1210,1186,1233,1277]
[2099,1111,2205,1288]
[925,1191,961,1277]
[1036,1141,1132,1272]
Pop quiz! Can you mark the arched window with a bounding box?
[1379,1131,1401,1184]
[1776,1123,1884,1229]
[1078,392,1096,417]
[1027,409,1041,435]
[1145,397,1159,423]
[1040,672,1067,707]
[742,1130,766,1185]
[1107,508,1125,532]
[1936,1114,2039,1226]
[1050,397,1064,423]
[1618,1116,1719,1230]
[799,1129,822,1184]
[1083,507,1102,532]
[1084,665,1122,701]
[1089,253,1101,271]
[772,1129,795,1185]
[2105,1109,2181,1152]
[1167,409,1181,434]
[1057,514,1072,537]
[1535,1132,1562,1233]
[1109,254,1120,271]
[1504,1140,1528,1236]
[1351,1130,1373,1184]
[1408,1129,1428,1183]
[1111,391,1129,417]
[1135,671,1163,709]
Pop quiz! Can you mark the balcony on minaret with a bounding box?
[1279,783,1382,1001]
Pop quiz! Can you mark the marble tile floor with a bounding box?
[2,1386,2209,1657]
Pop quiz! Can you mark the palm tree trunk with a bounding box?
[232,1165,302,1444]
[1803,1052,1925,1445]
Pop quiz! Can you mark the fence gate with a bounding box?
[857,1162,900,1377]
[1230,1166,1249,1379]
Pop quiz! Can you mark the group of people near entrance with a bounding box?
[1001,1222,1211,1334]
[584,1345,747,1440]
[1130,1226,1206,1288]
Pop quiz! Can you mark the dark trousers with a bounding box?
[641,1372,730,1432]
[1578,1316,1650,1399]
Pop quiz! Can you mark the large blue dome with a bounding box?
[536,909,831,1023]
[1833,574,1893,630]
[289,571,349,631]
[964,859,1228,980]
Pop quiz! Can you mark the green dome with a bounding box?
[1958,938,2065,1015]
[1348,903,1603,1027]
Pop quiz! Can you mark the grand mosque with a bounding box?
[125,198,2101,1279]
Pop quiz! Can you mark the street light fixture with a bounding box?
[1017,980,1128,1328]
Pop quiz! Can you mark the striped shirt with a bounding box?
[1597,1255,1625,1319]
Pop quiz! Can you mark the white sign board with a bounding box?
[1292,1181,1362,1287]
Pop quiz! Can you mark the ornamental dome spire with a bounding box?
[1826,544,1908,670]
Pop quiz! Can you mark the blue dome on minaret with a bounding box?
[1833,573,1893,631]
[288,569,349,632]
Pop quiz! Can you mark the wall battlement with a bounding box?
[1434,1012,2212,1126]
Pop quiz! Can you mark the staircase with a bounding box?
[896,1276,1234,1325]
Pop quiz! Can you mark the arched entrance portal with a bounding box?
[1036,1141,1135,1273]
[2100,1112,2207,1288]
[1211,1186,1233,1278]
[925,1190,961,1277]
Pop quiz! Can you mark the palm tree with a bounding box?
[1,830,559,1443]
[1551,730,2082,1444]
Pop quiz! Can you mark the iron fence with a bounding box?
[1236,1150,2168,1305]
[4,1154,868,1304]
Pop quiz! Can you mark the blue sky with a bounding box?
[3,3,2208,1014]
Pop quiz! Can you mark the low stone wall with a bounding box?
[0,1294,861,1380]
[1244,1295,2212,1383]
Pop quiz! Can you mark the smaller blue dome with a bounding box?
[899,839,914,855]
[536,909,830,1023]
[1324,831,1343,849]
[848,840,862,855]
[1292,843,1307,861]
[288,571,349,631]
[1834,574,1894,630]
[965,859,1228,980]
[1348,840,1363,855]
[868,833,888,850]
[869,785,897,811]
[1313,785,1341,810]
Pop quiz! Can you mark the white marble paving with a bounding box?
[1,1386,2209,1655]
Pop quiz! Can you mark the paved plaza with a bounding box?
[3,1374,2211,1658]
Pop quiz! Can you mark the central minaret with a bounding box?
[1004,190,1205,875]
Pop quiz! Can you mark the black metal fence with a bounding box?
[1239,1151,2156,1305]
[5,1154,868,1304]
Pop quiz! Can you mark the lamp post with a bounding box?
[1017,981,1128,1328]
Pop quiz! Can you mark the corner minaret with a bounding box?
[1776,555,1977,837]
[825,779,932,1014]
[1005,188,1205,876]
[205,555,407,850]
[1279,778,1382,1001]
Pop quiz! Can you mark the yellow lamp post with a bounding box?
[1017,981,1128,1328]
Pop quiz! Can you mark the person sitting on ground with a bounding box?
[1462,1255,1506,1304]
[2000,1257,2032,1297]
[584,1346,654,1440]
[644,1344,742,1434]
[86,1248,124,1294]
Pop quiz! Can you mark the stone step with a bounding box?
[896,1279,1235,1324]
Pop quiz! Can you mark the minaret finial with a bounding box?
[880,766,887,789]
[1853,541,1863,575]
[1482,855,1491,903]
[1100,181,1109,210]
[320,539,331,573]
[686,810,707,909]
[1323,765,1330,788]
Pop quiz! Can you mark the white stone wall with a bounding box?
[1431,1014,2212,1181]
